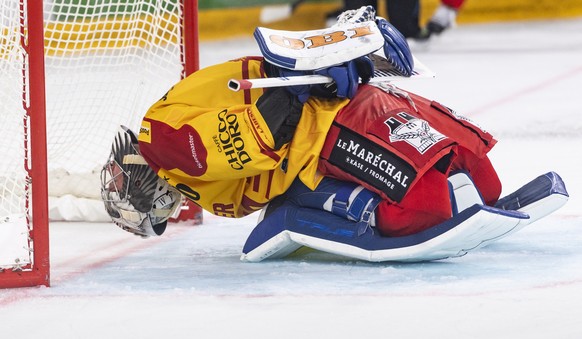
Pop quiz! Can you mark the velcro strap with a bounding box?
[332,185,380,223]
[331,183,356,217]
[348,188,379,223]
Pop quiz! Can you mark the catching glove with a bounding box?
[376,17,414,76]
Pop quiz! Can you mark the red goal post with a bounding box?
[0,0,200,288]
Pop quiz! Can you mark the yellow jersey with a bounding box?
[137,57,349,218]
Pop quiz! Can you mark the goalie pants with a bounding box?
[318,85,501,237]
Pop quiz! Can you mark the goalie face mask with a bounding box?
[100,126,181,237]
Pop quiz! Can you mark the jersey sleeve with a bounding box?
[138,57,286,182]
[136,57,348,218]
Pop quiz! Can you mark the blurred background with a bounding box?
[196,0,582,40]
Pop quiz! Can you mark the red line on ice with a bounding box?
[470,65,582,116]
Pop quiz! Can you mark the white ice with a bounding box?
[2,19,582,339]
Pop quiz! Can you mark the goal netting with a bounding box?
[1,0,198,287]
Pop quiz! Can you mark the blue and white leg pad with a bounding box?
[241,172,569,262]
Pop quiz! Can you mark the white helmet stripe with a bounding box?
[123,154,148,165]
[118,208,145,224]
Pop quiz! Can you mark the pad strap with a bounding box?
[331,185,379,224]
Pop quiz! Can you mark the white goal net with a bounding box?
[44,0,188,221]
[1,0,196,284]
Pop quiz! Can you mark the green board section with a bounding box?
[49,0,334,19]
[199,0,335,10]
[51,0,179,20]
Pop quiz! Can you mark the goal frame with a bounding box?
[0,0,49,289]
[0,0,200,289]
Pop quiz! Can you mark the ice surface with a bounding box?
[1,19,582,339]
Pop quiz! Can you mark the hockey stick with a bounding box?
[227,53,435,92]
[259,0,305,24]
[229,74,332,91]
[228,57,436,92]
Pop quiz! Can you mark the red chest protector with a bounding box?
[318,84,496,204]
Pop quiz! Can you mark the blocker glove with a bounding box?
[313,56,374,99]
[263,63,312,103]
[376,17,414,76]
[264,56,374,102]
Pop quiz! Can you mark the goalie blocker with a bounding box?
[247,5,416,97]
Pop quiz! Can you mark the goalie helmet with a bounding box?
[100,126,181,237]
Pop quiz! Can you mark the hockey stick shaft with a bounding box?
[227,72,431,92]
[228,75,334,92]
[227,56,435,92]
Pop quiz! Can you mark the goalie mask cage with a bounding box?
[0,0,199,288]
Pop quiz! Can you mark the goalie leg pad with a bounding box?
[494,171,568,224]
[242,172,568,263]
[242,201,375,261]
[241,199,529,263]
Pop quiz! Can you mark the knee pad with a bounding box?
[448,171,484,216]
